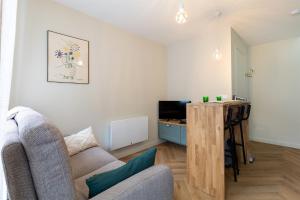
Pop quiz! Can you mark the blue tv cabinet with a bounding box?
[158,120,186,146]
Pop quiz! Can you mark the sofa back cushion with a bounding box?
[1,120,37,200]
[15,109,76,200]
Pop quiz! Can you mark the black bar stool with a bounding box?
[244,104,251,121]
[232,104,251,165]
[224,107,239,182]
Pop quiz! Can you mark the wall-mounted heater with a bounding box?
[110,116,148,151]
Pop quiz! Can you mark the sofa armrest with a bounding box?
[90,165,173,200]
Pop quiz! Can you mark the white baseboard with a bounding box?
[250,137,300,150]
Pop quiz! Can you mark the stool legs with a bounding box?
[232,127,240,176]
[239,122,247,165]
[229,126,239,182]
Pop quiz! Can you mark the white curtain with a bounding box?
[0,0,18,199]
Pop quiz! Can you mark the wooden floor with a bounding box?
[121,142,300,200]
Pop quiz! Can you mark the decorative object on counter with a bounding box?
[232,94,247,101]
[203,96,209,103]
[221,95,228,101]
[47,31,89,84]
[216,96,222,101]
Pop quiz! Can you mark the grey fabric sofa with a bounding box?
[0,109,173,200]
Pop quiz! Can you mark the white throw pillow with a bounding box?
[64,127,98,156]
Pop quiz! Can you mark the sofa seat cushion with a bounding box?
[70,147,118,179]
[75,160,126,199]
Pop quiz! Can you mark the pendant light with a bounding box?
[176,0,188,24]
[213,10,223,61]
[213,48,222,61]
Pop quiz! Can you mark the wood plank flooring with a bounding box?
[121,142,300,200]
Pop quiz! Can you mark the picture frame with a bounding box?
[47,30,89,84]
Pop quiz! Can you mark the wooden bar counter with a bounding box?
[186,100,250,200]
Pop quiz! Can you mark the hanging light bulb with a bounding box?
[176,0,188,24]
[213,10,223,61]
[213,48,222,61]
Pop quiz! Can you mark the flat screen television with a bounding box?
[159,101,191,120]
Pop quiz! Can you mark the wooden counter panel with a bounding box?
[187,104,225,200]
[186,101,250,200]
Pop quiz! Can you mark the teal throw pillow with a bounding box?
[86,148,157,198]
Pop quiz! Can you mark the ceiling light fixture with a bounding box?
[290,9,300,16]
[213,10,223,61]
[176,0,188,24]
[213,48,222,61]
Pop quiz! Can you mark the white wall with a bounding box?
[167,23,232,102]
[11,0,167,158]
[249,37,300,149]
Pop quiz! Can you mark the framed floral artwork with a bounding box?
[47,31,89,84]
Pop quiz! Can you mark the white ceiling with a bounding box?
[53,0,300,46]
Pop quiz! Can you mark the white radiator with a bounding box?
[110,116,148,150]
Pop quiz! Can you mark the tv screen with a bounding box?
[159,101,191,120]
